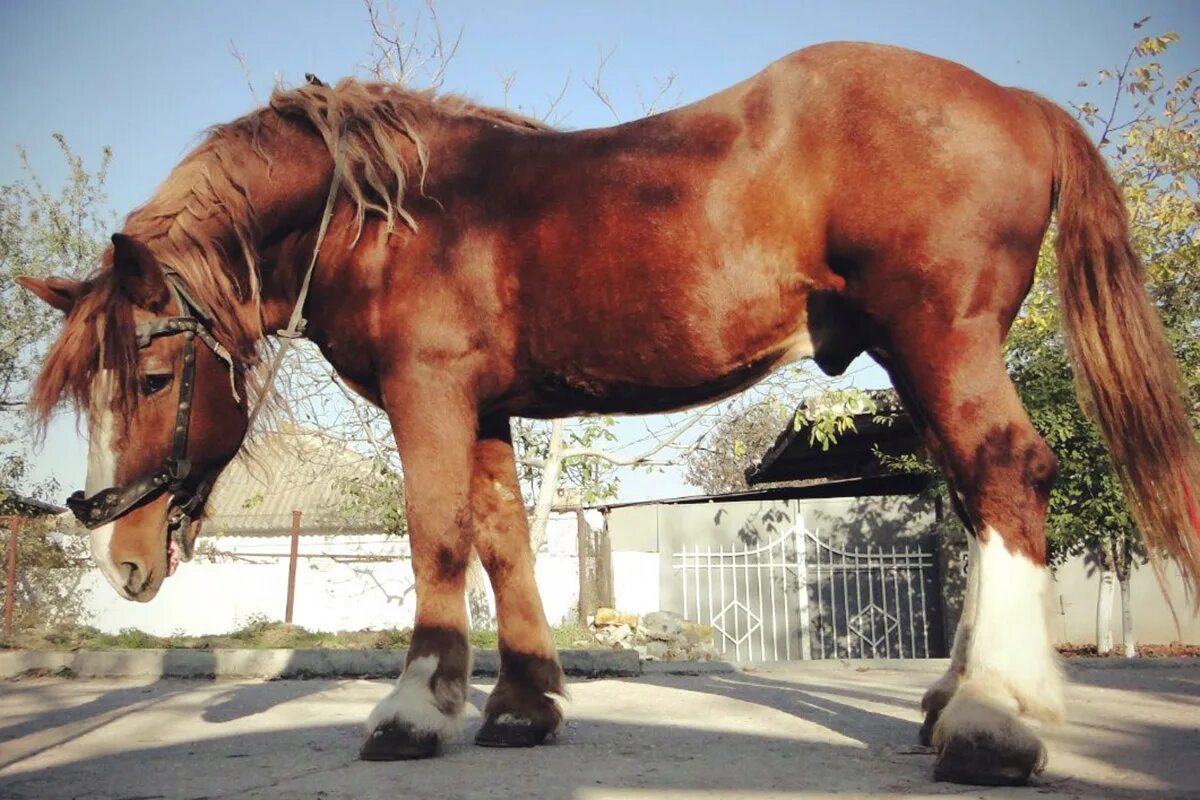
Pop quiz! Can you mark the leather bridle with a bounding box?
[66,108,348,544]
[66,272,238,534]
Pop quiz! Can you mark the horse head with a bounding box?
[20,233,248,600]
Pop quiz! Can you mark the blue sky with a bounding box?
[3,1,1197,501]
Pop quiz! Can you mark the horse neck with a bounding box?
[129,119,338,351]
[241,122,343,337]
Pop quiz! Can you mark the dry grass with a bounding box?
[4,617,599,651]
[1056,641,1200,658]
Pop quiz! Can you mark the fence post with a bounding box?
[4,516,20,642]
[794,522,811,660]
[285,510,301,624]
[576,508,591,623]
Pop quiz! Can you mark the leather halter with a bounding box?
[66,121,347,535]
[66,273,237,531]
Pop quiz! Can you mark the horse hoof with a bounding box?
[919,675,955,748]
[918,717,935,747]
[933,731,1042,786]
[474,715,554,748]
[359,722,441,760]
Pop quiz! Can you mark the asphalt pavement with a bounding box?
[2,659,1197,799]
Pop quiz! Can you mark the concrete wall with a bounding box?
[611,552,660,614]
[603,495,1200,650]
[1049,556,1200,646]
[606,494,940,621]
[79,515,582,636]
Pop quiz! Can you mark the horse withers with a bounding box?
[20,42,1200,786]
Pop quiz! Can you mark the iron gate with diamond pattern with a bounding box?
[672,520,941,660]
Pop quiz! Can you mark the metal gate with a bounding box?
[672,521,941,660]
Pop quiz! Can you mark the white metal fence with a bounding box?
[672,521,940,661]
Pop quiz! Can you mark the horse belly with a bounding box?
[516,298,816,417]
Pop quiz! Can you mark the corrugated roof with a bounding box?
[204,430,382,535]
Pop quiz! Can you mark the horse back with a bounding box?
[353,42,1057,417]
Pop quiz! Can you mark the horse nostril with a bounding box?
[120,560,148,594]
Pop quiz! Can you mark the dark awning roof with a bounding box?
[593,473,932,511]
[0,490,67,517]
[745,392,923,486]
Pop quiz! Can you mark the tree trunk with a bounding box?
[1115,537,1135,658]
[466,553,494,629]
[1119,577,1135,658]
[1096,546,1115,655]
[528,418,565,558]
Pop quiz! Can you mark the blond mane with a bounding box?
[33,78,551,426]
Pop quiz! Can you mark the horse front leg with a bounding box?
[470,416,565,747]
[360,377,477,761]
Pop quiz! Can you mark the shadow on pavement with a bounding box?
[1,667,1195,799]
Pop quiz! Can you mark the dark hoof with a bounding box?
[933,732,1042,786]
[919,680,954,748]
[359,722,441,761]
[918,711,937,747]
[474,715,554,748]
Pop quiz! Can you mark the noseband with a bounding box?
[66,272,238,532]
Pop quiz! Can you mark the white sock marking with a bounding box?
[959,526,1063,722]
[366,655,466,739]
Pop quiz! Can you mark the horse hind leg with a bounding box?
[470,417,565,747]
[919,528,978,746]
[881,364,979,747]
[881,323,1063,786]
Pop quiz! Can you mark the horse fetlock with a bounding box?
[932,685,1047,786]
[475,668,564,748]
[919,668,961,746]
[360,655,469,761]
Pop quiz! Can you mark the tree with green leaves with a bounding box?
[1,136,113,502]
[0,137,111,636]
[684,387,883,495]
[1007,23,1197,655]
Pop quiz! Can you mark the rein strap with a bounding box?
[244,130,349,432]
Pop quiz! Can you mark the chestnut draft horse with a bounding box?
[21,42,1200,785]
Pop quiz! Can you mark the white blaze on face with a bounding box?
[961,526,1063,722]
[86,370,127,595]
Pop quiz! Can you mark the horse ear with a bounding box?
[111,233,168,309]
[15,275,82,315]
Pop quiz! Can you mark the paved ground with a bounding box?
[1,660,1197,799]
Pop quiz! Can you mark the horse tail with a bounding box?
[1033,94,1200,598]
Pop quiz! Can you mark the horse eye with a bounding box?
[140,373,173,396]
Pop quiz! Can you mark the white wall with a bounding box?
[1050,555,1200,646]
[80,515,582,636]
[611,552,660,614]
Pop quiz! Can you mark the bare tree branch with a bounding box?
[228,39,260,103]
[583,45,623,123]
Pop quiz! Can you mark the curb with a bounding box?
[0,648,641,680]
[639,660,737,675]
[1062,656,1200,671]
[735,658,951,673]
